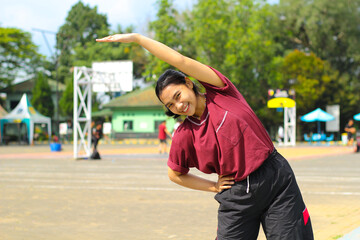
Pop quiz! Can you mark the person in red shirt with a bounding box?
[97,34,313,240]
[158,120,172,154]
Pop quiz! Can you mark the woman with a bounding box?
[96,33,313,240]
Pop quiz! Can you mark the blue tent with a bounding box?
[301,108,335,133]
[354,113,360,121]
[0,94,51,144]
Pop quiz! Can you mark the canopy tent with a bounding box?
[354,113,360,121]
[0,94,51,144]
[301,108,335,133]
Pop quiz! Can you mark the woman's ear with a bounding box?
[185,77,193,88]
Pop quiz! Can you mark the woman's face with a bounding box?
[159,78,198,117]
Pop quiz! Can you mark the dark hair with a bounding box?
[155,69,199,118]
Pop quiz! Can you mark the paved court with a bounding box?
[0,144,359,239]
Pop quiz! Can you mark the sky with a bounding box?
[0,0,196,58]
[1,0,278,58]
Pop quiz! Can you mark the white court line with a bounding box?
[0,176,168,183]
[296,176,360,182]
[0,170,165,177]
[2,185,192,192]
[302,191,360,196]
[2,184,359,195]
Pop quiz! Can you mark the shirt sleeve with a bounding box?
[199,66,242,99]
[167,131,193,174]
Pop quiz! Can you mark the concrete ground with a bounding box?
[0,143,359,239]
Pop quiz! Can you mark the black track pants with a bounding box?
[215,150,314,240]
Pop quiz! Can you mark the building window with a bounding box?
[123,120,133,131]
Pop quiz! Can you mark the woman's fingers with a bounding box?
[216,177,235,192]
[96,35,115,42]
[219,181,234,189]
[96,33,138,43]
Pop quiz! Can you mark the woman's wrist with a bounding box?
[209,182,219,193]
[133,33,143,44]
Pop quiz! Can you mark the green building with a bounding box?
[103,87,175,138]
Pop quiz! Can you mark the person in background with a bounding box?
[158,120,172,154]
[91,122,103,159]
[344,119,356,146]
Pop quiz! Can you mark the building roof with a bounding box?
[0,78,66,93]
[92,108,113,117]
[104,86,163,108]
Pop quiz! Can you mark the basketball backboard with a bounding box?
[91,60,133,93]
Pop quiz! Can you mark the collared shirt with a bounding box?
[168,67,274,181]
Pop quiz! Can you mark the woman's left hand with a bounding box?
[215,175,235,192]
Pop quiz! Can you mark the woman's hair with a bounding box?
[155,69,199,118]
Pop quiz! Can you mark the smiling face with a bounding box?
[159,78,200,117]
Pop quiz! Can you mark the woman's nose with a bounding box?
[176,102,184,111]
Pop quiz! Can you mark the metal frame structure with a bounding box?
[283,106,296,146]
[73,67,118,159]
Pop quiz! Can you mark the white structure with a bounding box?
[73,61,133,159]
[267,89,296,146]
[283,106,296,146]
[92,61,133,92]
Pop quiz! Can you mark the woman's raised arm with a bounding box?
[96,33,224,88]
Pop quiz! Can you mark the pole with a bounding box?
[32,28,59,138]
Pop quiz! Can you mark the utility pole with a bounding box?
[32,28,60,137]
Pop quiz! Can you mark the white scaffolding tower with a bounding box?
[73,61,133,159]
[73,67,119,159]
[283,106,296,146]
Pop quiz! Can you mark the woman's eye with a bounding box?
[176,93,181,99]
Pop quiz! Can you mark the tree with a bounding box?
[146,0,185,80]
[57,2,148,118]
[185,0,280,125]
[271,0,360,130]
[272,0,360,78]
[31,72,54,117]
[0,27,43,87]
[56,1,110,85]
[59,77,74,118]
[73,24,147,78]
[279,50,336,115]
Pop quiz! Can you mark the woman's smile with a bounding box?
[182,103,189,113]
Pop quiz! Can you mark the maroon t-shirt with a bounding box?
[168,67,274,181]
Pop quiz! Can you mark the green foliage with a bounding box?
[56,2,148,117]
[50,0,360,133]
[0,27,44,87]
[180,0,281,127]
[280,50,333,114]
[273,0,360,78]
[56,1,111,85]
[59,77,73,118]
[31,72,54,117]
[146,0,184,80]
